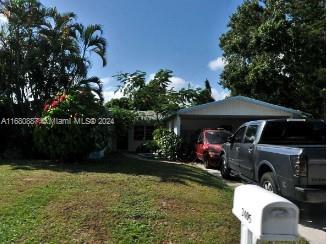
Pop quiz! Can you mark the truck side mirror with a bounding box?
[233,185,299,243]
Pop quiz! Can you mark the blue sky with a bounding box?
[40,0,243,102]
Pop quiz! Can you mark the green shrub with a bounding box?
[106,107,138,136]
[153,128,182,160]
[33,91,110,161]
[136,140,159,153]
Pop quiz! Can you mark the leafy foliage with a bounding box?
[33,91,110,161]
[220,0,325,117]
[0,0,107,116]
[106,106,138,136]
[105,97,132,110]
[0,0,108,156]
[135,141,159,153]
[113,69,216,117]
[153,128,182,160]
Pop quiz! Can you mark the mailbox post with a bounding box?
[233,185,299,244]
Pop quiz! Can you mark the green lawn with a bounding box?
[0,153,239,243]
[0,154,307,243]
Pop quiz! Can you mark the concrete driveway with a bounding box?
[198,165,326,244]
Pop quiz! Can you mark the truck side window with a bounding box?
[234,127,246,143]
[244,125,258,143]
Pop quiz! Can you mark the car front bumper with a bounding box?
[294,186,326,203]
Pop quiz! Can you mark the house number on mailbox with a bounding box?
[241,208,252,223]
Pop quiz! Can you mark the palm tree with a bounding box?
[77,23,107,68]
[0,0,108,109]
[40,16,107,102]
[70,76,104,103]
[40,8,83,84]
[71,24,107,103]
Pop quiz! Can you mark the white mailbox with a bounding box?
[233,185,299,244]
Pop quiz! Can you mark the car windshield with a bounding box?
[206,131,232,144]
[260,121,326,145]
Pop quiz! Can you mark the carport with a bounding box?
[166,96,307,141]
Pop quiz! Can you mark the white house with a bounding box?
[166,96,307,140]
[109,96,307,152]
[111,110,162,152]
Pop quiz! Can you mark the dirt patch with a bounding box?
[159,198,181,211]
[158,198,202,214]
[42,192,117,243]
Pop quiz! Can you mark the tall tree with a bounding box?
[113,70,217,117]
[114,69,174,113]
[194,79,215,105]
[114,70,148,110]
[219,0,325,118]
[0,0,108,115]
[78,24,107,68]
[106,97,132,110]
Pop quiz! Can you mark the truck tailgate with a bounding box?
[302,146,326,185]
[308,158,326,185]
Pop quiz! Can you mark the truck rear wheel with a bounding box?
[220,154,231,179]
[260,172,278,194]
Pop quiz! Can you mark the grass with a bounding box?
[0,154,238,243]
[0,154,307,243]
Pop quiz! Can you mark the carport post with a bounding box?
[174,115,181,136]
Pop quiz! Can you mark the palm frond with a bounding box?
[73,77,104,103]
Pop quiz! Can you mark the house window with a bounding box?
[134,125,155,141]
[134,126,144,140]
[145,126,154,140]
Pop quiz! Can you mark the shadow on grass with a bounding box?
[0,153,225,189]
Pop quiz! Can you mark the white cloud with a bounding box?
[103,90,124,102]
[168,76,188,90]
[0,14,8,24]
[146,73,156,83]
[147,73,191,91]
[208,57,226,71]
[211,88,230,101]
[101,76,114,88]
[100,76,124,102]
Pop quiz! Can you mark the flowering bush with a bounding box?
[153,128,182,160]
[33,91,110,161]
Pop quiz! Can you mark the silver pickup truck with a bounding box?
[221,119,326,203]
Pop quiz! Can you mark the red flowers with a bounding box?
[51,100,59,108]
[35,117,41,125]
[44,104,49,111]
[59,95,66,102]
[43,93,66,111]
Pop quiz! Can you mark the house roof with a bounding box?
[136,110,163,121]
[168,96,309,118]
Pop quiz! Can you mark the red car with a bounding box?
[195,128,232,168]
